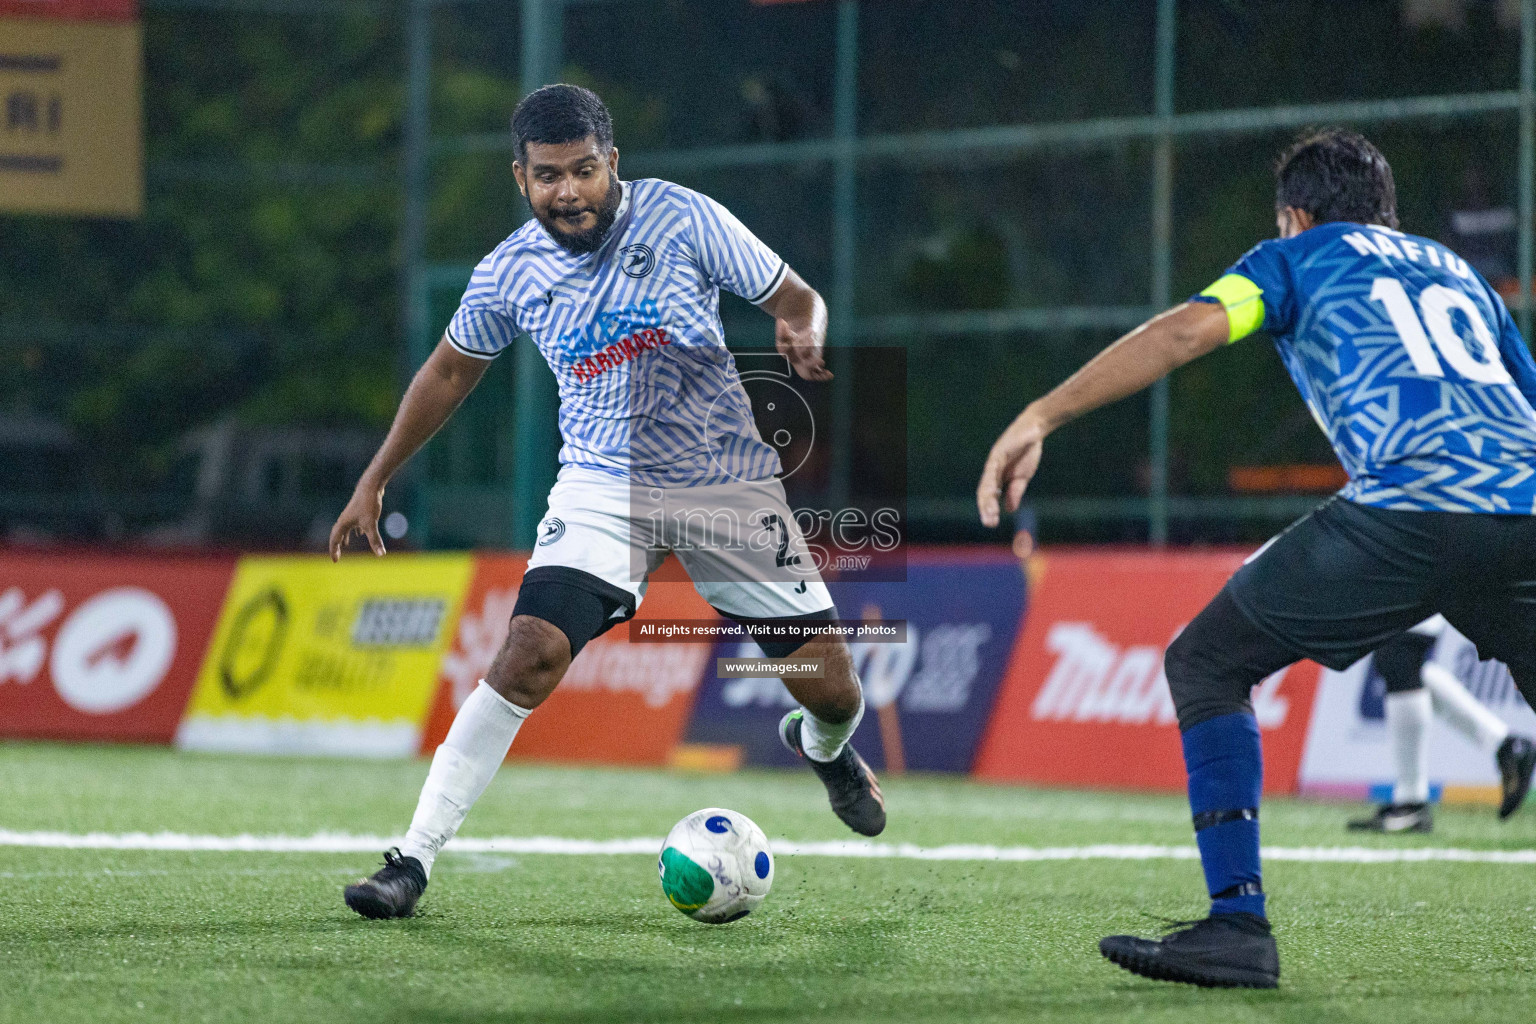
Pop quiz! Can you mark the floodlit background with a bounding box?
[4,0,1531,550]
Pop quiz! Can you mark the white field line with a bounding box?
[2,830,1535,864]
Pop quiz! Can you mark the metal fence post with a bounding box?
[1520,0,1534,342]
[402,0,433,547]
[1148,0,1176,546]
[511,0,565,548]
[828,0,858,514]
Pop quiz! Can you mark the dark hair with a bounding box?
[511,84,613,163]
[1275,128,1398,229]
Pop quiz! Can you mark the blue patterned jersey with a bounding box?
[1195,221,1536,514]
[447,179,787,487]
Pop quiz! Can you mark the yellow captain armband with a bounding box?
[1199,273,1265,343]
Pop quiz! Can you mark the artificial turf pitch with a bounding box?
[3,743,1535,1024]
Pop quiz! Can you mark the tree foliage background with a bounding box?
[0,0,1525,541]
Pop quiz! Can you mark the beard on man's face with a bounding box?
[537,173,623,255]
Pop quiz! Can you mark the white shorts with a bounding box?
[525,466,834,620]
[1409,614,1448,638]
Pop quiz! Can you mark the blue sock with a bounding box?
[1181,712,1265,919]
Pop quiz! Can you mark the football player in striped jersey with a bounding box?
[333,85,883,921]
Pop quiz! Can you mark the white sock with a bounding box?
[399,680,530,877]
[800,690,865,763]
[1423,662,1509,753]
[1385,689,1432,805]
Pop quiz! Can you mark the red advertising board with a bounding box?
[973,549,1322,794]
[0,550,235,742]
[0,0,136,20]
[420,553,717,764]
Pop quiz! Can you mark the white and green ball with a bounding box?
[658,808,774,924]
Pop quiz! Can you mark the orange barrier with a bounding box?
[973,549,1323,794]
[24,544,1503,801]
[419,553,716,764]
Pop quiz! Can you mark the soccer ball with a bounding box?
[658,807,774,924]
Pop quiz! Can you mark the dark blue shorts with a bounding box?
[1228,497,1536,678]
[1166,497,1536,730]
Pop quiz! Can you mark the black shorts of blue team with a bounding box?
[1165,497,1536,731]
[511,564,835,659]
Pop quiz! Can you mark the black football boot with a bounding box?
[779,709,886,836]
[1347,802,1433,833]
[344,847,427,919]
[1497,736,1536,819]
[1099,912,1280,989]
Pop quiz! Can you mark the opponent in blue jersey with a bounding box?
[332,85,884,921]
[1210,217,1536,512]
[978,128,1536,988]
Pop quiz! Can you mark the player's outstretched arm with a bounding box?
[758,267,832,382]
[330,337,491,560]
[977,300,1230,527]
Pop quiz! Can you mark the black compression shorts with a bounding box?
[1165,497,1536,730]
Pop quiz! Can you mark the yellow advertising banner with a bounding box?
[177,554,475,758]
[0,17,143,217]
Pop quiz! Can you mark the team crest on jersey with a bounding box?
[619,243,655,278]
[537,518,566,546]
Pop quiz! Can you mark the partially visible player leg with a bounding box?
[403,675,536,872]
[396,614,570,871]
[778,636,864,758]
[345,477,645,919]
[1396,615,1515,766]
[1423,663,1510,753]
[1443,598,1536,821]
[344,604,599,920]
[1420,656,1536,819]
[714,606,884,835]
[1384,686,1433,805]
[1368,612,1534,821]
[1101,499,1436,988]
[344,614,563,919]
[1349,629,1435,832]
[1097,585,1291,988]
[674,476,883,835]
[774,635,885,836]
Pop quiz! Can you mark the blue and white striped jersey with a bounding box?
[447,178,788,487]
[1195,222,1536,513]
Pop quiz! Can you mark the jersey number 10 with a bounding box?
[1369,277,1511,385]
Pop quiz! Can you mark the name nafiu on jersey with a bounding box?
[1196,221,1536,514]
[447,179,788,487]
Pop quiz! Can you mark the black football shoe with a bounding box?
[1497,735,1536,820]
[1100,912,1279,989]
[779,709,886,836]
[344,847,427,920]
[1347,802,1433,833]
